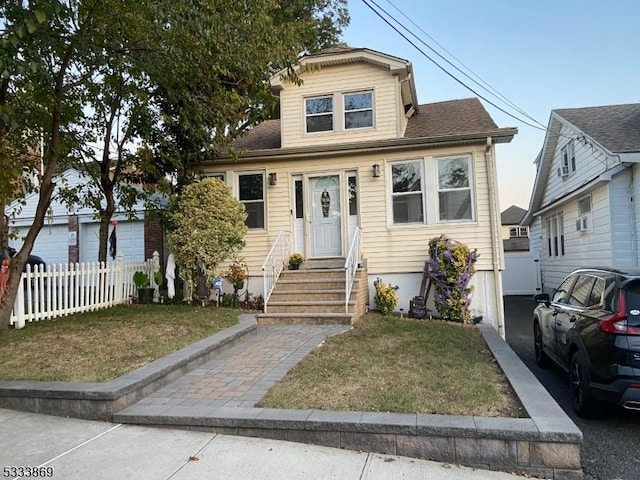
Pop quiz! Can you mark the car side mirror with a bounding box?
[534,293,551,307]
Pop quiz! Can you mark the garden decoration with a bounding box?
[132,271,154,304]
[0,259,10,305]
[426,235,478,323]
[226,260,249,296]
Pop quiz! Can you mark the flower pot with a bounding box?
[289,263,300,270]
[137,287,154,304]
[234,281,245,291]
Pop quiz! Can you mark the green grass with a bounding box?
[259,314,524,417]
[0,304,238,382]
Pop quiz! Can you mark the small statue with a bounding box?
[0,258,10,304]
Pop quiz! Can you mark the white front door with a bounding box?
[310,175,342,257]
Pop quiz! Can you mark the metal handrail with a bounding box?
[261,230,291,313]
[344,227,362,313]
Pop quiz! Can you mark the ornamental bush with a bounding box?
[427,235,478,323]
[166,178,247,302]
[373,277,398,315]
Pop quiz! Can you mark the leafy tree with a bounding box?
[0,0,348,329]
[166,178,247,302]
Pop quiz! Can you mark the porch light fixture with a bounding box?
[372,164,381,178]
[268,172,278,186]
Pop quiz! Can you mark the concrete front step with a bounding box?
[275,279,346,291]
[266,300,354,314]
[270,289,346,302]
[299,257,345,270]
[257,312,353,325]
[281,269,347,280]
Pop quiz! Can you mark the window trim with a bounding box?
[389,159,425,225]
[343,90,374,130]
[387,154,477,227]
[546,212,564,258]
[436,155,475,222]
[304,95,334,134]
[237,171,266,230]
[559,140,576,178]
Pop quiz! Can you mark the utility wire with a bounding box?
[381,0,547,129]
[361,0,550,134]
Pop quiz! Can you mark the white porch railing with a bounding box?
[261,230,290,313]
[9,252,160,329]
[344,227,362,313]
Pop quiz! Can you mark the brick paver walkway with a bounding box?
[133,324,350,409]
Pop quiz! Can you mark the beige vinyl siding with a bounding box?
[279,63,401,148]
[204,142,498,278]
[543,124,622,207]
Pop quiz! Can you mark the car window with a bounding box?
[602,276,617,312]
[586,278,604,308]
[568,275,596,307]
[553,275,576,304]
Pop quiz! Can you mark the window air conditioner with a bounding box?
[576,216,588,232]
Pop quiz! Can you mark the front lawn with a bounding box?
[0,304,238,382]
[259,314,524,417]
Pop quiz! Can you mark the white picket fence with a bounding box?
[9,251,161,329]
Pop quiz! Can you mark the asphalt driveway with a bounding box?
[504,295,640,480]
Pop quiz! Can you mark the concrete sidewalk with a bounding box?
[0,408,529,479]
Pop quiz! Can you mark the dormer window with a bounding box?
[305,96,333,133]
[344,91,373,129]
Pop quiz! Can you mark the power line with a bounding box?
[381,0,546,129]
[360,0,551,134]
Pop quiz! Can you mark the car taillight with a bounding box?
[600,290,640,335]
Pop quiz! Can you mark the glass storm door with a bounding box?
[310,175,341,257]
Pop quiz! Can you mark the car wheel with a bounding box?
[570,350,601,418]
[533,321,551,368]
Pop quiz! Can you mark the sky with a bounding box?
[341,0,640,211]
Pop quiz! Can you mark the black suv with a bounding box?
[533,267,640,417]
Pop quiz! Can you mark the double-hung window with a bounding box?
[238,173,265,229]
[391,161,423,224]
[509,226,528,238]
[577,196,591,233]
[546,212,564,257]
[559,140,576,177]
[437,156,472,221]
[305,96,333,133]
[344,91,373,129]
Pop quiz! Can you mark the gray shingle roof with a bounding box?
[555,103,640,153]
[501,205,527,225]
[234,98,500,152]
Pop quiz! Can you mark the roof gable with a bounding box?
[501,205,527,225]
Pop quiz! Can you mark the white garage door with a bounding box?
[502,252,541,295]
[9,225,70,266]
[82,221,145,263]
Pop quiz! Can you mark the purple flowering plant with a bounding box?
[427,235,478,323]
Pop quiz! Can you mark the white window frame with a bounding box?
[390,160,425,225]
[509,226,529,238]
[387,154,476,227]
[546,212,565,258]
[237,171,266,230]
[576,195,591,234]
[343,90,374,130]
[558,140,576,178]
[436,155,475,222]
[304,95,334,134]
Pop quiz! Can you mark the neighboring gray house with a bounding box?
[501,205,529,252]
[522,103,640,293]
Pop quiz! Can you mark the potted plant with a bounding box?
[133,271,154,304]
[226,260,249,295]
[288,252,304,270]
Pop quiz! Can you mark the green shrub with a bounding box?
[373,278,398,315]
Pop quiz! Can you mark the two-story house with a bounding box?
[203,47,516,333]
[522,103,640,293]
